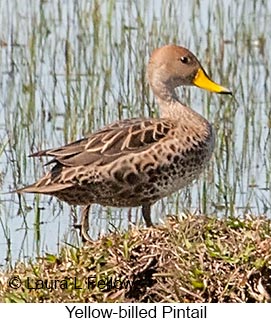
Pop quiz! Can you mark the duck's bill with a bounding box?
[193,68,232,95]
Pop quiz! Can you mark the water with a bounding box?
[0,0,271,266]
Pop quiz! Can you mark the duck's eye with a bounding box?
[179,56,190,64]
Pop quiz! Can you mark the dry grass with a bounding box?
[0,214,271,303]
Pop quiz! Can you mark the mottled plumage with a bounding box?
[17,45,231,241]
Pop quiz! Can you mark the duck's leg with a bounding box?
[81,204,92,242]
[142,203,153,227]
[128,208,132,229]
[74,204,92,242]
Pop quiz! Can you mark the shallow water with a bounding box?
[0,0,270,266]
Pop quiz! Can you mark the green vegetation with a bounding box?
[1,215,270,302]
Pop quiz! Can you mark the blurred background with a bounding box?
[0,0,270,267]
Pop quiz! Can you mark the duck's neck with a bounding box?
[156,96,187,119]
[152,83,203,121]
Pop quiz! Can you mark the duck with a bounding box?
[16,45,231,241]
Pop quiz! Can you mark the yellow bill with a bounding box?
[193,68,232,94]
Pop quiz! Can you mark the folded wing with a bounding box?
[31,117,176,167]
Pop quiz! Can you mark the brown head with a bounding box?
[147,44,231,98]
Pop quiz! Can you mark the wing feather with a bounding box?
[30,117,176,167]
